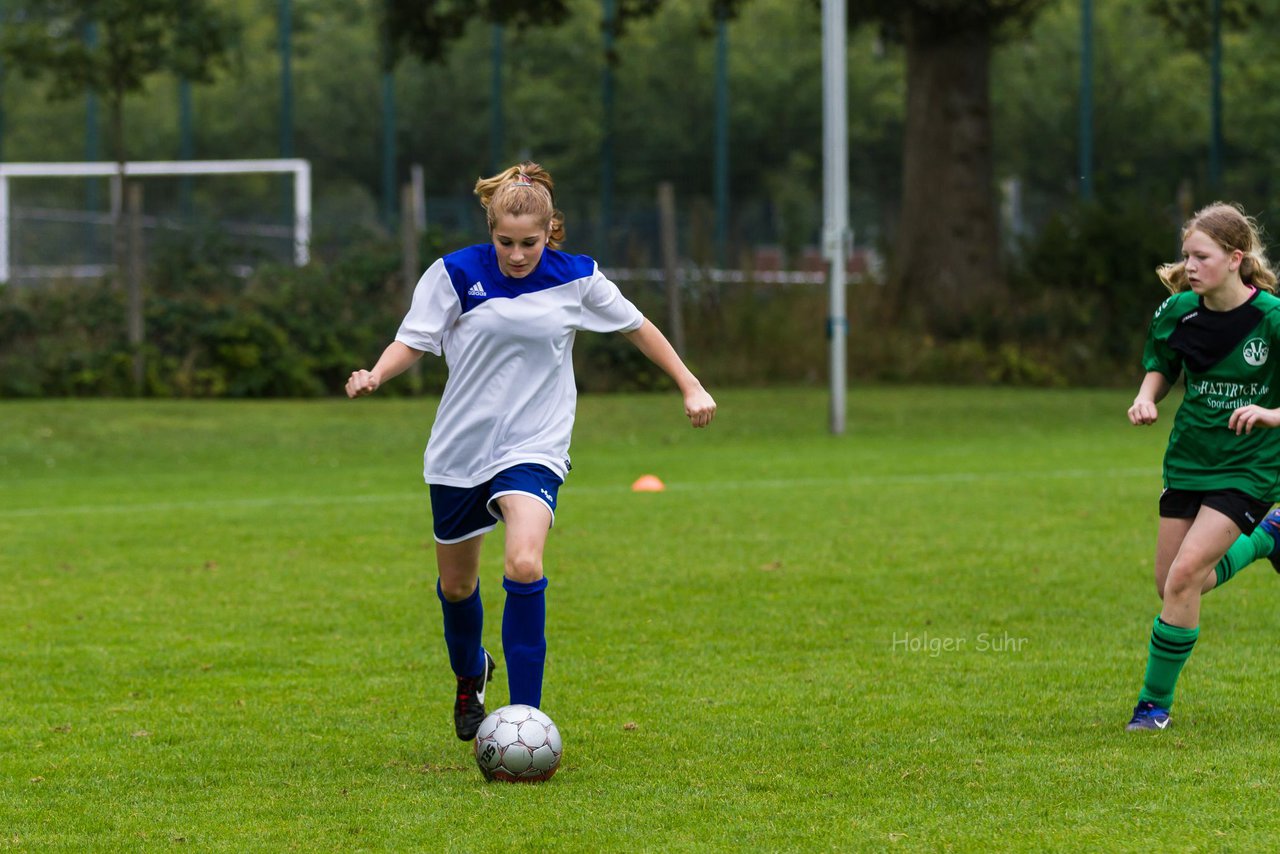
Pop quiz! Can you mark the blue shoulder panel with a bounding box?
[442,245,597,315]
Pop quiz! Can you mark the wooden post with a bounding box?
[410,164,427,232]
[127,182,145,395]
[400,183,422,390]
[657,181,685,357]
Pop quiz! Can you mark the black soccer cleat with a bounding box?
[453,649,496,741]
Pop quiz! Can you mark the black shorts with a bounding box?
[1159,488,1272,535]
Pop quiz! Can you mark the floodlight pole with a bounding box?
[84,21,101,229]
[0,69,4,167]
[600,0,617,265]
[713,7,729,268]
[379,1,397,230]
[279,0,294,159]
[1209,0,1223,193]
[1078,0,1093,201]
[279,0,294,221]
[179,78,194,217]
[0,176,8,282]
[822,0,849,435]
[490,24,505,174]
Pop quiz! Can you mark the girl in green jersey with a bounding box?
[1126,202,1280,731]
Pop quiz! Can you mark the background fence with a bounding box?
[3,0,1264,396]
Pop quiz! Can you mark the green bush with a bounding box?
[1006,199,1180,373]
[0,281,135,397]
[0,233,452,398]
[0,207,1184,398]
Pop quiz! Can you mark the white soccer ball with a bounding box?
[473,704,563,783]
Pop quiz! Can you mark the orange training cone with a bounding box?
[631,474,666,492]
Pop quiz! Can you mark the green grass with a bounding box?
[3,387,1280,851]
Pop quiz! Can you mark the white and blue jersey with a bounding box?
[395,244,645,488]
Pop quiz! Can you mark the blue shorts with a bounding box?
[429,463,563,544]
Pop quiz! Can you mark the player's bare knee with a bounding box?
[504,552,544,584]
[1163,564,1210,601]
[438,576,478,602]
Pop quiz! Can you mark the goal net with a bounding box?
[0,158,311,284]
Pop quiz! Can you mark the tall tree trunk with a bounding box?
[893,14,1004,336]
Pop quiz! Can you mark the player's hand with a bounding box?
[346,369,380,399]
[1128,399,1158,426]
[1228,404,1280,435]
[684,387,716,428]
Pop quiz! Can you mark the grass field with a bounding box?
[4,386,1280,851]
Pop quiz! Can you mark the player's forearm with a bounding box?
[622,320,704,395]
[1135,371,1171,405]
[370,341,425,385]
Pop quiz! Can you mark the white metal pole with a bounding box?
[822,0,849,435]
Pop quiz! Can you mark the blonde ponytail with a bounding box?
[1241,251,1278,293]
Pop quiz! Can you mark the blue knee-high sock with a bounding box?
[438,580,484,678]
[502,576,548,708]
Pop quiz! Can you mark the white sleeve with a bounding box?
[395,258,460,355]
[577,263,644,333]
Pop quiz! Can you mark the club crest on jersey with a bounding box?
[467,282,488,298]
[1243,337,1269,367]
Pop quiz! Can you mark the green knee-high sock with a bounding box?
[1137,617,1199,708]
[1214,525,1278,587]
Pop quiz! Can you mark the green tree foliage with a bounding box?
[994,0,1280,228]
[995,1,1207,219]
[0,0,237,162]
[383,1,567,68]
[383,0,699,68]
[10,0,1280,240]
[1144,0,1266,51]
[0,0,237,283]
[10,0,1280,339]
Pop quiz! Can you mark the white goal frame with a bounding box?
[0,158,311,282]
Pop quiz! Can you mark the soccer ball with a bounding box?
[473,704,562,783]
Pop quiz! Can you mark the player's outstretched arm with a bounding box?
[346,341,425,399]
[1128,371,1171,426]
[622,320,716,428]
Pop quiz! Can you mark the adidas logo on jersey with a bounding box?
[468,282,488,298]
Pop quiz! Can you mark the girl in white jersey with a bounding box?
[346,162,716,741]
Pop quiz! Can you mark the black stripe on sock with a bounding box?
[1150,636,1198,655]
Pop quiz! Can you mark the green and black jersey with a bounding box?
[1143,288,1280,501]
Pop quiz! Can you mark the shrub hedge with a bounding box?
[0,203,1176,398]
